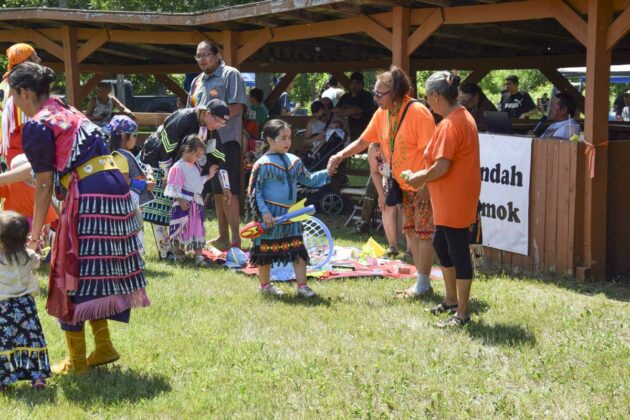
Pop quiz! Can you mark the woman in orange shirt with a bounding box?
[328,66,436,297]
[403,71,481,327]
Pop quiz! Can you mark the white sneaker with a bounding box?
[260,283,284,296]
[297,285,317,298]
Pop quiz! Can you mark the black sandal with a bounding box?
[435,315,471,328]
[428,302,458,315]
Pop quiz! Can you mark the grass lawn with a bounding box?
[1,216,629,418]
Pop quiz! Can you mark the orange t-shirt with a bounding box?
[360,96,435,192]
[0,182,57,225]
[424,106,481,228]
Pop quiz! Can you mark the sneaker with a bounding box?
[260,283,284,296]
[297,285,317,298]
[435,315,470,328]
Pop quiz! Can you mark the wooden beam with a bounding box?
[191,30,222,46]
[156,74,188,103]
[461,67,491,85]
[357,14,393,50]
[581,0,613,280]
[134,112,170,126]
[45,62,200,74]
[407,8,444,55]
[331,72,352,92]
[222,30,238,66]
[392,6,410,74]
[539,66,586,113]
[607,2,630,49]
[61,26,80,106]
[237,27,273,65]
[26,29,64,60]
[442,0,554,24]
[550,0,588,46]
[79,73,105,103]
[77,29,109,63]
[264,72,297,109]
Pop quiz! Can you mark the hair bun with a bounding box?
[450,74,461,88]
[42,66,56,84]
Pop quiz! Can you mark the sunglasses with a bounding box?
[373,90,391,99]
[195,52,214,60]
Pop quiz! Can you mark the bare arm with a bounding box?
[29,171,54,250]
[229,103,243,118]
[326,138,370,175]
[86,98,97,119]
[404,158,451,189]
[0,163,32,185]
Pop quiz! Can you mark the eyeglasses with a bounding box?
[195,52,214,61]
[373,90,391,99]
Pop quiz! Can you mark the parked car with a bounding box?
[102,79,178,113]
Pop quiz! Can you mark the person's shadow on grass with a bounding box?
[465,320,536,347]
[263,293,332,307]
[56,366,171,405]
[4,383,58,405]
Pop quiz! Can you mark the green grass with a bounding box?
[1,217,629,418]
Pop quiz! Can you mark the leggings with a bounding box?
[432,225,473,279]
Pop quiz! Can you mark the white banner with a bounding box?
[479,133,532,255]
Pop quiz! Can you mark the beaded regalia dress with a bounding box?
[247,152,329,266]
[22,97,150,329]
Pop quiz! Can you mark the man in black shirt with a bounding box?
[334,72,377,140]
[499,75,537,119]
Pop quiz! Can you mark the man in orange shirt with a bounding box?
[328,66,436,297]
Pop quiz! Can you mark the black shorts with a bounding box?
[208,141,241,196]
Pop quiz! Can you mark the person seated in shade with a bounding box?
[458,83,497,126]
[540,93,579,140]
[86,82,134,127]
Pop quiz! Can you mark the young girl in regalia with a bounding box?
[246,119,329,298]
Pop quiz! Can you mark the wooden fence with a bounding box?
[483,138,583,276]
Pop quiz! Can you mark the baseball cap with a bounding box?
[207,99,230,121]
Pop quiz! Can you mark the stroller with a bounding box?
[298,129,349,215]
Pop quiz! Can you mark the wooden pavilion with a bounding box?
[0,0,629,280]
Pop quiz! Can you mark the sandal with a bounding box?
[435,315,470,328]
[428,302,458,315]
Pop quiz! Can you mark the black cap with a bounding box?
[206,99,230,121]
[350,72,364,84]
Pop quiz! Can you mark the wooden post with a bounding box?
[539,66,586,114]
[61,26,80,106]
[579,0,613,281]
[222,30,237,66]
[78,73,105,103]
[263,72,297,110]
[392,6,410,75]
[156,74,188,103]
